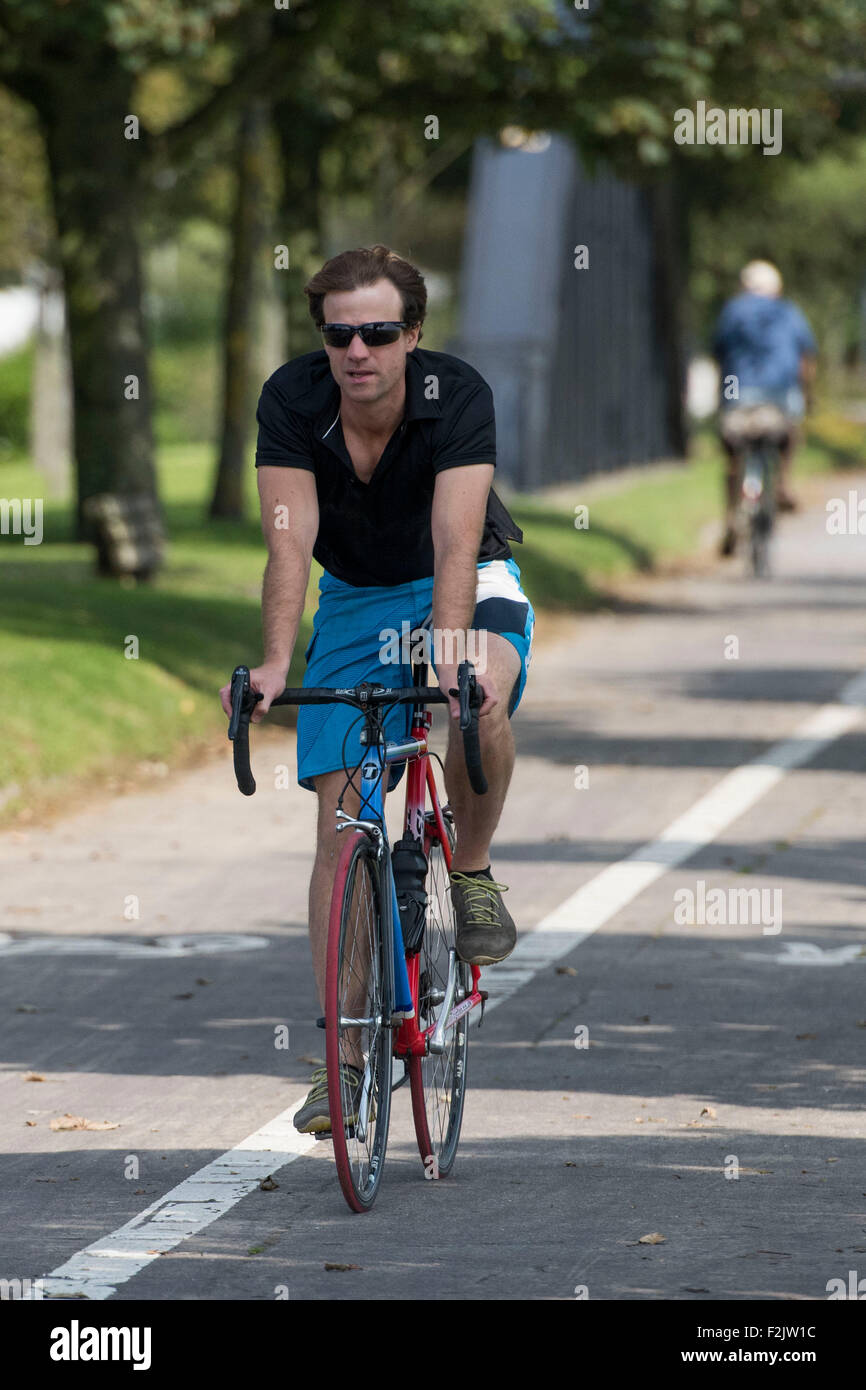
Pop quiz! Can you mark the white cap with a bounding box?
[740,260,783,297]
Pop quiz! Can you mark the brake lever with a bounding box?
[451,660,482,729]
[228,665,262,739]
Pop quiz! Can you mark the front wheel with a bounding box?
[326,829,393,1212]
[409,808,469,1178]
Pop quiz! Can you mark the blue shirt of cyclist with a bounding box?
[713,292,816,411]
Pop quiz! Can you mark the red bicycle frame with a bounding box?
[392,706,484,1060]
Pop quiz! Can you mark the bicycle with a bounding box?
[227,659,489,1212]
[720,402,789,577]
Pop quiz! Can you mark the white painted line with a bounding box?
[0,933,269,958]
[483,668,866,1010]
[740,942,866,966]
[38,1104,315,1299]
[34,669,866,1296]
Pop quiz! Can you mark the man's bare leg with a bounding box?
[777,425,799,510]
[721,442,741,554]
[443,632,521,872]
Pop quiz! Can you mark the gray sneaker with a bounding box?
[293,1062,365,1134]
[450,868,517,965]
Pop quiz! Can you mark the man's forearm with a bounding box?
[262,545,311,672]
[432,543,477,659]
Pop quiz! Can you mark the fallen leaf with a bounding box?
[173,992,194,1000]
[796,1033,817,1041]
[23,1072,45,1083]
[134,1189,146,1195]
[565,1161,577,1167]
[638,1232,666,1245]
[826,1157,839,1164]
[636,1015,651,1023]
[701,1106,717,1118]
[647,1116,667,1123]
[555,966,577,976]
[298,1055,323,1066]
[633,1116,645,1123]
[16,1005,38,1014]
[572,1113,592,1119]
[49,1114,120,1132]
[324,1262,360,1271]
[857,1020,866,1029]
[259,1175,279,1191]
[25,1120,37,1127]
[195,978,212,986]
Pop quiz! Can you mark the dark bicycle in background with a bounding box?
[719,401,791,578]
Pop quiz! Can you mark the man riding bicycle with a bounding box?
[713,259,817,555]
[219,244,534,1134]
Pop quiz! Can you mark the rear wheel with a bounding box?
[409,807,469,1178]
[326,829,393,1212]
[749,446,777,578]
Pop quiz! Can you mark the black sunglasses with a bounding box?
[320,321,408,347]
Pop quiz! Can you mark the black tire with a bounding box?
[326,830,393,1212]
[409,808,469,1178]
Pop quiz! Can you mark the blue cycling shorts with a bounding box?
[297,557,534,792]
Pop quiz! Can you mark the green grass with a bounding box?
[0,409,861,818]
[0,443,318,818]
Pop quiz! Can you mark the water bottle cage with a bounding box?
[392,835,430,956]
[398,892,428,956]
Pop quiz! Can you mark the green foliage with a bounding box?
[152,341,220,446]
[146,219,227,345]
[0,344,31,459]
[691,137,866,366]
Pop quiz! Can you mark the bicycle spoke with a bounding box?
[327,832,393,1211]
[410,809,468,1176]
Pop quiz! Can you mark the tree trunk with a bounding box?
[209,97,269,521]
[648,174,689,460]
[39,58,162,575]
[272,104,326,361]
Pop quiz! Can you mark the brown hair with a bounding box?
[304,244,426,340]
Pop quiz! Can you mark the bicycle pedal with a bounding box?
[315,1016,326,1029]
[312,1130,333,1142]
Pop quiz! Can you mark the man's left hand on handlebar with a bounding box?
[219,661,289,723]
[435,662,499,722]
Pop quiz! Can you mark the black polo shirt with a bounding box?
[254,346,522,587]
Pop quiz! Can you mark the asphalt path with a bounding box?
[2,472,865,1302]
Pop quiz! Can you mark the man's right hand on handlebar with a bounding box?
[219,661,288,723]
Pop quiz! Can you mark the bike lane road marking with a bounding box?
[35,668,866,1298]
